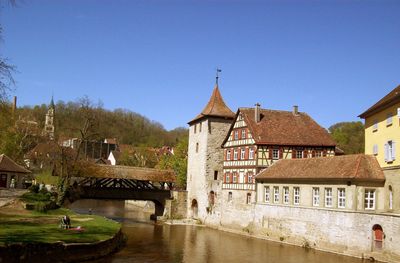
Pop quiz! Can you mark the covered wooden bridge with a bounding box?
[68,165,176,219]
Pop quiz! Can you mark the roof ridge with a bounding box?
[353,154,363,178]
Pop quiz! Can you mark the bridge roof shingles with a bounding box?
[91,165,176,182]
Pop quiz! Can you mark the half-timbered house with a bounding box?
[221,104,336,204]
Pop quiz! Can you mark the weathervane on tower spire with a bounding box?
[216,68,222,85]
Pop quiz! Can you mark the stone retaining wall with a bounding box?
[0,229,124,263]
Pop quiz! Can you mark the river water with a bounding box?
[70,200,364,263]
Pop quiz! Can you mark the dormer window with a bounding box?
[373,120,378,131]
[387,113,393,126]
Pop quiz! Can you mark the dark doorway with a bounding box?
[191,199,198,218]
[0,174,7,188]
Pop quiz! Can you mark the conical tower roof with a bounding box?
[188,84,235,125]
[49,96,55,109]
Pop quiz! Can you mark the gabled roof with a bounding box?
[223,107,336,147]
[0,154,31,174]
[359,84,400,118]
[188,85,235,125]
[256,154,384,184]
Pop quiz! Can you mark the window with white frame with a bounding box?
[247,172,253,184]
[241,129,246,139]
[240,148,245,160]
[338,188,346,208]
[225,173,230,183]
[234,149,238,160]
[373,120,378,131]
[373,144,378,155]
[246,193,251,204]
[283,187,289,204]
[274,187,280,203]
[294,187,300,205]
[265,186,270,203]
[233,173,238,183]
[249,148,254,159]
[325,188,333,207]
[234,130,239,140]
[227,150,231,160]
[296,150,303,159]
[387,112,393,126]
[385,140,396,162]
[365,189,375,210]
[315,151,322,158]
[312,187,320,206]
[272,149,279,160]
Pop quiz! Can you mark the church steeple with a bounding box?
[43,96,55,140]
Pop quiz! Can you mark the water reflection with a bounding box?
[71,200,363,263]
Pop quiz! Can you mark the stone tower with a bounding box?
[43,97,55,140]
[187,82,235,221]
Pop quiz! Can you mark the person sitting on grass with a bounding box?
[61,215,71,229]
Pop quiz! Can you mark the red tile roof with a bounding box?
[0,154,31,174]
[256,154,384,184]
[235,108,336,146]
[359,84,400,118]
[189,85,235,124]
[94,165,176,182]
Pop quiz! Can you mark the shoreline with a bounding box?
[0,229,124,263]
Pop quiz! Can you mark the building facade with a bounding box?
[359,84,400,213]
[0,154,31,189]
[220,104,336,211]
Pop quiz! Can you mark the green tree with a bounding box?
[157,137,188,189]
[328,121,365,154]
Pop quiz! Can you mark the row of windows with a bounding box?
[264,186,377,210]
[372,140,396,163]
[226,147,255,161]
[373,112,395,131]
[231,128,248,140]
[227,191,252,204]
[225,172,254,184]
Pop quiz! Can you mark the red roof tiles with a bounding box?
[237,108,336,147]
[189,85,235,124]
[0,154,31,174]
[359,84,400,118]
[256,154,384,184]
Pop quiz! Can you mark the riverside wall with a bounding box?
[201,202,400,263]
[0,229,124,263]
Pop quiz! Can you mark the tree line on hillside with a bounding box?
[16,97,188,147]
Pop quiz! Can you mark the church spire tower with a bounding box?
[186,72,234,221]
[43,96,55,140]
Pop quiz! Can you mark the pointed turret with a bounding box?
[49,96,55,109]
[188,84,235,125]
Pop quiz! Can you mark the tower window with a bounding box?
[196,143,199,153]
[214,170,218,180]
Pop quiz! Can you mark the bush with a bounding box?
[29,184,39,193]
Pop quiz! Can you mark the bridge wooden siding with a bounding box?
[68,165,176,220]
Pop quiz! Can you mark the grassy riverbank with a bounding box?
[0,201,121,245]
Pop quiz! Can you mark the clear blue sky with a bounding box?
[1,0,399,130]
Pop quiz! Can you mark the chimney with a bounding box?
[12,96,17,118]
[293,105,299,115]
[255,103,261,123]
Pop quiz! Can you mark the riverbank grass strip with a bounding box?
[0,208,120,245]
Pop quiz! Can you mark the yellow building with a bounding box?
[359,84,400,212]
